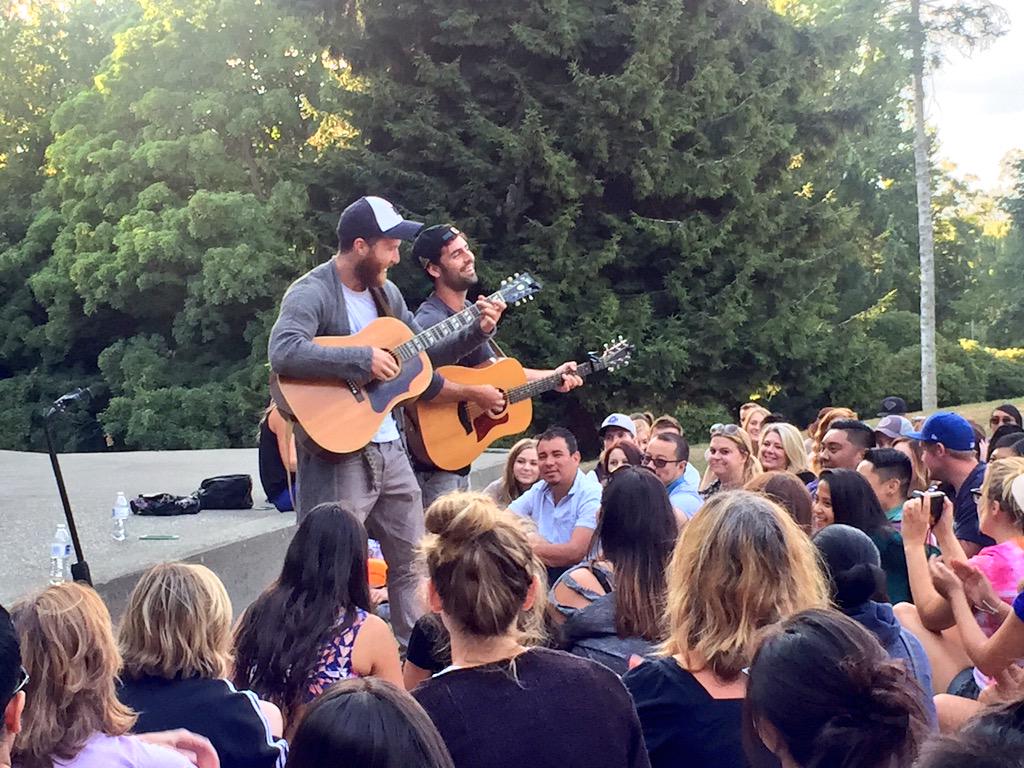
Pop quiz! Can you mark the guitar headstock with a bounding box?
[595,336,634,371]
[496,272,543,306]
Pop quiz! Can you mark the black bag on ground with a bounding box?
[197,474,253,510]
[130,493,201,516]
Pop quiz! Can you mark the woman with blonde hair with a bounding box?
[10,583,195,768]
[118,563,287,768]
[411,492,649,768]
[623,490,829,768]
[701,424,762,498]
[740,404,771,446]
[482,438,538,507]
[757,422,814,483]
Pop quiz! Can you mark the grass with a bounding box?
[684,396,1024,475]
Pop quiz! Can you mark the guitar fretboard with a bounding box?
[394,302,485,362]
[393,303,485,362]
[506,360,602,404]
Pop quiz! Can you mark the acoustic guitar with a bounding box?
[411,338,634,470]
[273,273,542,454]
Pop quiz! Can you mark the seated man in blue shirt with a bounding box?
[509,426,601,582]
[641,432,702,519]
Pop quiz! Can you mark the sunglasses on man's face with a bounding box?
[641,454,683,470]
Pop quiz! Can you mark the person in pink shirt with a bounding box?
[9,583,215,768]
[895,458,1024,712]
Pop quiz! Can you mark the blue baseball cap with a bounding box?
[600,413,636,438]
[905,412,976,451]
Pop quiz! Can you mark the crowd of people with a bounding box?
[6,195,1024,766]
[4,396,1024,767]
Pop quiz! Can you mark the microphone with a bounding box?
[50,387,93,413]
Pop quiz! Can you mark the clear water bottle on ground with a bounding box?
[111,491,130,542]
[50,524,72,584]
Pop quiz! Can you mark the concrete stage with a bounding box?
[0,448,506,617]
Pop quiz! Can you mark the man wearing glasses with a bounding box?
[411,224,584,507]
[642,432,702,519]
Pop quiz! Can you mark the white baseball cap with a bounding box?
[599,413,637,437]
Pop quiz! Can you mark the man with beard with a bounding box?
[268,197,506,645]
[410,224,584,507]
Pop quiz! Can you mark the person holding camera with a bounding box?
[894,458,1024,704]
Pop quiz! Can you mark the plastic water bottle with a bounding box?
[49,524,72,584]
[111,492,130,542]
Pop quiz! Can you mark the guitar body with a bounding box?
[274,317,433,454]
[414,358,533,471]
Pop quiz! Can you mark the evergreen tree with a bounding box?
[314,0,892,440]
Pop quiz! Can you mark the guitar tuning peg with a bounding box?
[528,296,534,301]
[514,272,520,277]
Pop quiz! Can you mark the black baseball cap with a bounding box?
[336,196,423,249]
[411,224,463,269]
[877,396,908,417]
[1,604,23,708]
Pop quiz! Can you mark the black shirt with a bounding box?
[623,657,747,768]
[953,462,995,548]
[414,647,650,768]
[119,675,287,768]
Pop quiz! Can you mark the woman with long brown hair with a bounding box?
[623,490,828,768]
[482,438,538,507]
[10,583,195,768]
[550,466,678,674]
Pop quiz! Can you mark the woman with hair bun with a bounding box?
[412,492,650,768]
[744,609,930,768]
[813,524,935,723]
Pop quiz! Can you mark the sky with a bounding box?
[929,3,1024,193]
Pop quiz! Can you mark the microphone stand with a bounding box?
[43,403,92,586]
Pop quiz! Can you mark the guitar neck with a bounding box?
[392,293,495,362]
[507,360,604,404]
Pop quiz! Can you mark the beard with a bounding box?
[442,267,479,293]
[355,256,388,288]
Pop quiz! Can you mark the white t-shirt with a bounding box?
[342,284,400,444]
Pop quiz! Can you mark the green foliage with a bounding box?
[0,0,1018,452]
[1,0,326,449]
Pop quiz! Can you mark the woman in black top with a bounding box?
[411,491,650,768]
[623,491,828,768]
[117,562,287,768]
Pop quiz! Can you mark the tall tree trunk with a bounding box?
[911,0,938,411]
